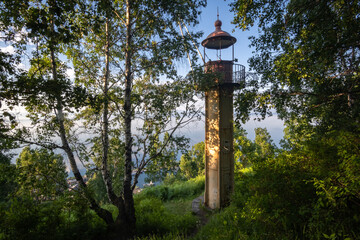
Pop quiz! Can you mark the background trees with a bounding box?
[227,0,360,238]
[231,0,360,129]
[1,0,359,239]
[179,141,205,179]
[0,152,16,203]
[0,0,206,238]
[15,147,67,201]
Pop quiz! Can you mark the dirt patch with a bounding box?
[190,195,212,237]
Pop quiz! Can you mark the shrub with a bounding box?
[0,197,62,240]
[193,206,248,240]
[195,136,360,240]
[138,175,205,201]
[195,155,317,240]
[135,197,197,237]
[136,232,187,240]
[0,195,106,240]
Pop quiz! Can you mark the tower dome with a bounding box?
[201,19,237,50]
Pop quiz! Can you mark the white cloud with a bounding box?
[243,115,285,145]
[16,62,27,70]
[0,32,5,40]
[0,45,15,54]
[0,27,34,46]
[66,68,75,79]
[180,114,285,147]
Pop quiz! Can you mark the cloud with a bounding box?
[181,114,285,147]
[0,28,34,46]
[0,45,15,54]
[66,68,75,79]
[16,62,27,70]
[242,115,285,145]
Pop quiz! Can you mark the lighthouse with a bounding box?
[201,18,245,209]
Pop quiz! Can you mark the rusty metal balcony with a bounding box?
[193,61,245,90]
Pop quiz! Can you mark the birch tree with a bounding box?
[66,0,206,235]
[1,0,206,237]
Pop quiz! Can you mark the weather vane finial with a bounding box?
[217,7,219,20]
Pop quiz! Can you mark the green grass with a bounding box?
[137,175,205,202]
[132,176,205,238]
[163,198,194,216]
[136,232,188,240]
[135,197,197,237]
[191,205,249,240]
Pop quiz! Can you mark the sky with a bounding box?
[179,1,285,146]
[0,1,285,155]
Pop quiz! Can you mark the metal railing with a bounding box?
[233,64,245,86]
[192,62,246,90]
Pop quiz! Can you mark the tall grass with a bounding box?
[135,197,197,237]
[136,175,205,201]
[136,232,187,240]
[133,176,205,237]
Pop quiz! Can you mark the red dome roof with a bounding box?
[201,19,237,50]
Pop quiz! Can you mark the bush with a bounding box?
[136,232,187,240]
[135,197,197,237]
[138,175,205,201]
[0,194,106,240]
[193,205,248,240]
[195,135,360,240]
[195,155,316,240]
[58,193,107,240]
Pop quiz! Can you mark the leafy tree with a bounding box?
[64,0,205,236]
[179,141,205,179]
[0,51,22,151]
[234,127,276,169]
[229,1,360,238]
[0,152,16,202]
[254,127,276,160]
[0,0,206,237]
[15,147,67,201]
[0,0,123,233]
[233,127,256,169]
[87,170,110,205]
[230,0,360,131]
[143,133,188,183]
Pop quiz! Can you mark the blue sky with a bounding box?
[180,1,285,146]
[0,1,285,149]
[197,1,257,68]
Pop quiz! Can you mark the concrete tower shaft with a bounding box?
[201,18,244,209]
[204,60,235,209]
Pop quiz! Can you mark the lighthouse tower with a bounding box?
[201,18,244,209]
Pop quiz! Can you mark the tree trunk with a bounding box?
[101,20,131,238]
[102,19,120,205]
[122,0,136,236]
[49,44,114,225]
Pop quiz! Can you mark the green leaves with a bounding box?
[16,147,68,200]
[1,0,205,234]
[179,141,205,179]
[234,127,277,170]
[231,0,360,132]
